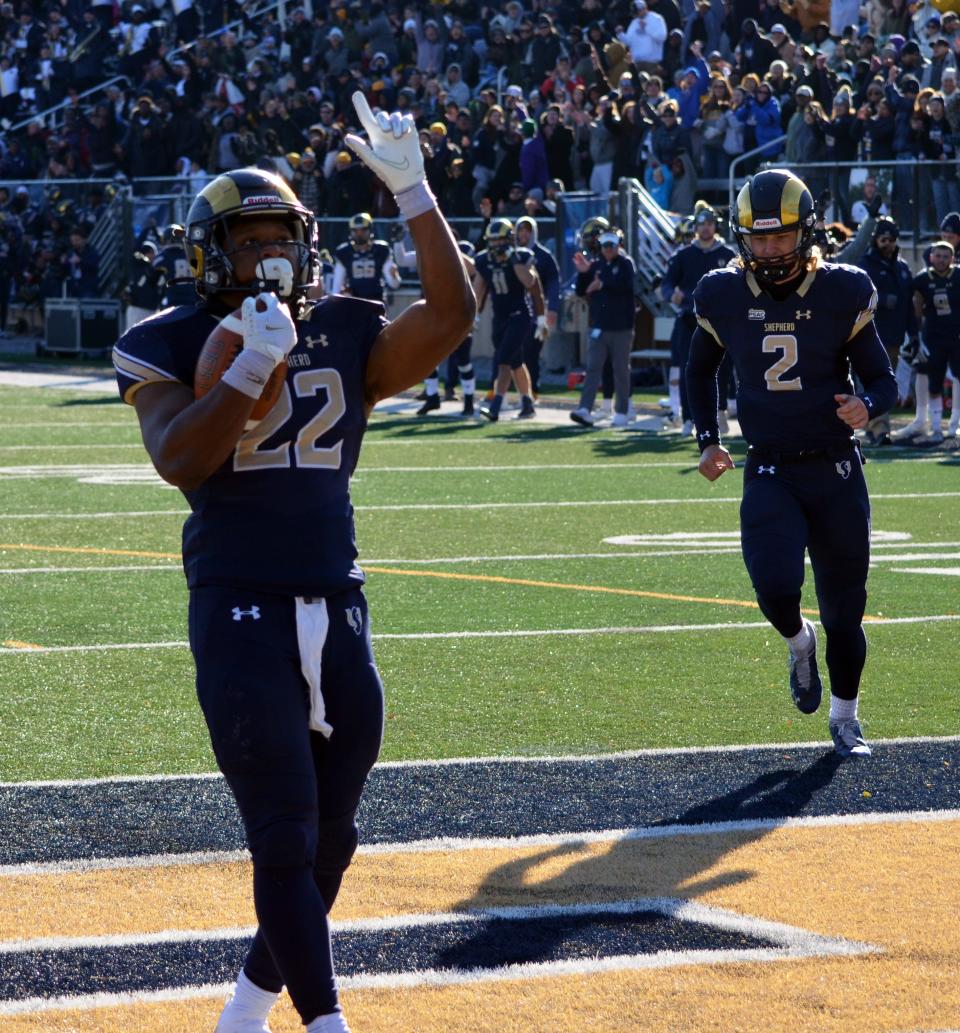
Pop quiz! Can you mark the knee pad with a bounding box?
[313,815,359,878]
[312,816,359,909]
[754,591,803,638]
[249,816,318,871]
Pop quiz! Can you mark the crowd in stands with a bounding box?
[2,0,960,328]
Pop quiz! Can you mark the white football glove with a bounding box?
[344,91,425,196]
[241,292,296,366]
[535,314,550,342]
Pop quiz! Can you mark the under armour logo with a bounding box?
[836,460,852,479]
[698,431,712,441]
[346,606,363,635]
[757,465,776,475]
[303,333,329,349]
[796,309,812,320]
[232,606,261,621]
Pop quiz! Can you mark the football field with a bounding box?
[1,375,959,1032]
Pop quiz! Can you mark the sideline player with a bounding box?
[393,234,479,416]
[687,169,897,758]
[332,211,400,302]
[515,215,559,397]
[910,240,960,444]
[112,92,475,1033]
[474,218,545,422]
[660,206,736,435]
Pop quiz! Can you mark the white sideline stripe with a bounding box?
[0,565,181,575]
[2,613,960,655]
[0,422,134,429]
[0,898,877,1015]
[2,735,957,792]
[0,510,188,519]
[3,807,959,880]
[0,444,146,451]
[894,566,960,575]
[0,896,873,958]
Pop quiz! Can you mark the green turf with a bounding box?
[0,384,958,780]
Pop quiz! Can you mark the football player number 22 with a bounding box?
[762,334,802,392]
[234,369,345,471]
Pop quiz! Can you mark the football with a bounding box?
[193,306,286,422]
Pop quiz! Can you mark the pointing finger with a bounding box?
[351,91,379,137]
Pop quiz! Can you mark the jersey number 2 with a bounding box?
[762,334,802,392]
[234,369,346,471]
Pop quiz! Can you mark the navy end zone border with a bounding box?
[0,738,957,1016]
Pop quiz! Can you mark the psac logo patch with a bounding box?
[242,195,280,206]
[748,309,766,320]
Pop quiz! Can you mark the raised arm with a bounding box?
[346,92,475,408]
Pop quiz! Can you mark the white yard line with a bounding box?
[4,738,958,791]
[3,614,959,655]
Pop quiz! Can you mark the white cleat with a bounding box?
[611,412,629,428]
[681,420,695,437]
[569,407,594,427]
[892,419,930,441]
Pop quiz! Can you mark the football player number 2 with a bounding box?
[762,334,802,392]
[234,369,345,471]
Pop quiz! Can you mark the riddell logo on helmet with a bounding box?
[752,218,782,229]
[242,195,279,205]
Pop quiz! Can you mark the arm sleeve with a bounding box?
[392,241,418,267]
[686,325,725,451]
[382,255,401,289]
[836,216,875,263]
[540,253,561,313]
[848,321,898,419]
[332,260,347,295]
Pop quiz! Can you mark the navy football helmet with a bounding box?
[184,167,319,302]
[484,218,514,262]
[733,169,816,286]
[349,211,373,245]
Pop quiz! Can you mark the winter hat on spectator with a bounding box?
[795,84,814,98]
[900,40,920,56]
[769,23,787,36]
[505,85,523,99]
[527,187,544,202]
[940,212,960,235]
[521,118,536,137]
[901,74,920,93]
[328,27,343,39]
[403,18,416,31]
[429,121,447,135]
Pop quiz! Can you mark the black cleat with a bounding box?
[462,395,475,416]
[416,394,442,416]
[517,397,536,419]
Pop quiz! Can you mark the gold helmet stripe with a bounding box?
[198,175,243,215]
[780,176,805,226]
[736,182,752,230]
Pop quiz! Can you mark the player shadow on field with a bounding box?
[438,752,842,971]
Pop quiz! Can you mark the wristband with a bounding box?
[395,181,438,221]
[221,348,278,400]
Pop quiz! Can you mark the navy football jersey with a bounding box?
[475,247,535,321]
[155,244,198,306]
[113,296,387,596]
[912,265,960,343]
[693,262,887,450]
[335,239,391,301]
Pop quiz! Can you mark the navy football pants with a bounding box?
[189,585,384,1023]
[740,449,871,700]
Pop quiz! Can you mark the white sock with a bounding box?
[223,971,278,1023]
[425,376,439,397]
[829,695,858,722]
[668,367,681,418]
[784,619,814,657]
[916,373,929,422]
[461,376,475,397]
[930,395,943,431]
[306,1012,351,1033]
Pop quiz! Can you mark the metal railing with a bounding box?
[618,176,679,313]
[89,186,129,295]
[2,0,285,137]
[726,134,788,213]
[5,76,131,136]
